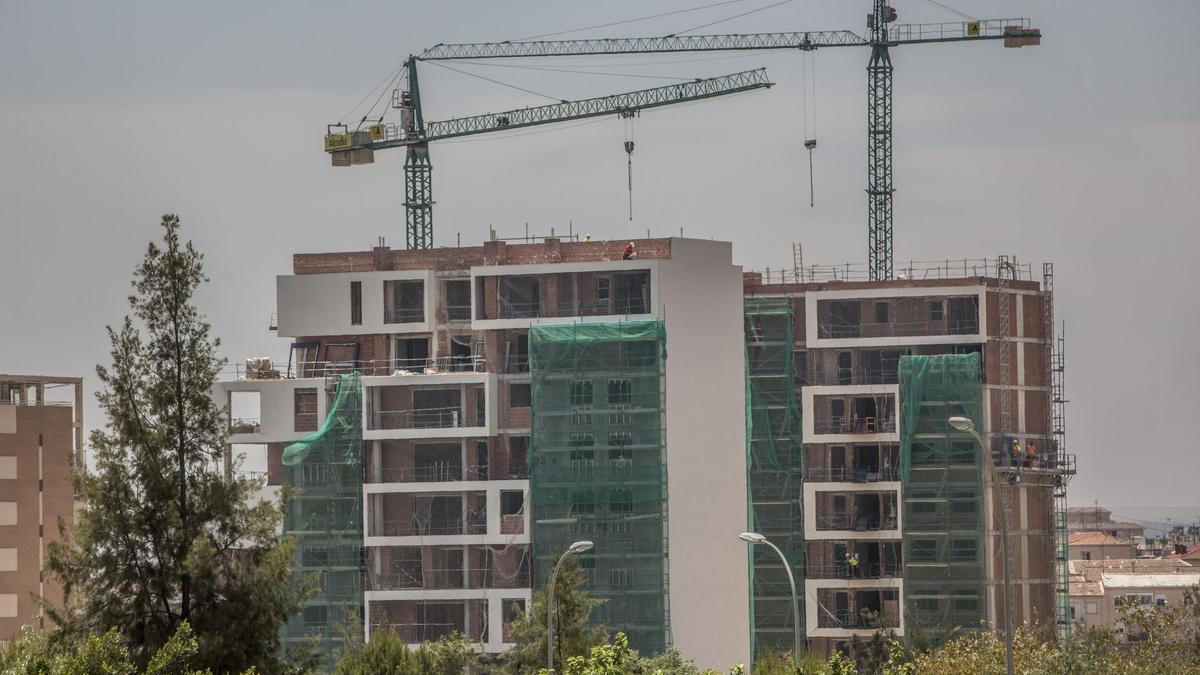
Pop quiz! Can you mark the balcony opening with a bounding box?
[503,332,529,373]
[414,442,462,482]
[854,445,879,481]
[474,441,488,480]
[443,279,471,322]
[831,446,847,480]
[873,301,889,324]
[828,301,862,338]
[830,399,846,431]
[508,436,529,479]
[231,443,268,482]
[412,389,463,428]
[612,271,649,314]
[836,351,852,385]
[499,276,540,318]
[947,296,979,334]
[447,335,475,371]
[500,490,525,535]
[229,391,261,434]
[509,382,531,409]
[384,280,425,324]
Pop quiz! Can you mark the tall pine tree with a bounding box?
[48,215,308,673]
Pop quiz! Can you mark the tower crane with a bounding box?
[420,1,1041,280]
[325,58,773,250]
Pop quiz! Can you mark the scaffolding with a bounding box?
[1044,263,1073,639]
[281,372,365,670]
[743,298,805,656]
[529,321,670,655]
[899,354,986,644]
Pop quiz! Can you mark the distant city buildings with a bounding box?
[1068,559,1200,635]
[0,375,83,645]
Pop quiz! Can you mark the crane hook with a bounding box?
[804,138,817,207]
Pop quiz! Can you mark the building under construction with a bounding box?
[216,237,1073,666]
[744,257,1074,654]
[216,237,749,668]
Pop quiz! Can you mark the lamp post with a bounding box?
[740,532,802,660]
[949,415,1014,675]
[547,540,594,673]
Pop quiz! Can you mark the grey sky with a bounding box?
[1,1,1197,511]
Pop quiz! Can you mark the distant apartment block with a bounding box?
[216,237,749,668]
[1068,532,1135,561]
[1068,559,1200,635]
[0,375,83,643]
[1067,506,1145,544]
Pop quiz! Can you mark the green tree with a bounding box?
[47,215,307,673]
[503,556,606,674]
[0,621,232,675]
[334,627,479,675]
[539,632,640,675]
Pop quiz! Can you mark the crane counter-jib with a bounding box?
[323,68,772,154]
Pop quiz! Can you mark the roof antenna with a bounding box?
[621,110,639,221]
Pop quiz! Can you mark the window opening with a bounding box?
[350,281,362,325]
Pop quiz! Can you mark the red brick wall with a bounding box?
[294,238,674,275]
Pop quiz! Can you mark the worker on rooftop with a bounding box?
[623,241,636,260]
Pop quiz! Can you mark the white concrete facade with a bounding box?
[657,239,750,669]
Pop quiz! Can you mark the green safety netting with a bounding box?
[898,354,986,644]
[743,298,805,656]
[529,321,669,655]
[283,371,362,465]
[281,372,364,671]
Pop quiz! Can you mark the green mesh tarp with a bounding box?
[743,298,805,656]
[898,354,986,644]
[281,373,364,670]
[529,321,669,654]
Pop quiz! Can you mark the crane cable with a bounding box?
[454,60,696,82]
[424,60,564,102]
[338,63,407,126]
[672,0,794,36]
[623,113,637,221]
[802,50,817,207]
[512,0,750,41]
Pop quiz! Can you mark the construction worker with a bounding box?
[583,234,592,242]
[1026,441,1038,468]
[622,241,636,260]
[1010,439,1022,468]
[845,551,860,578]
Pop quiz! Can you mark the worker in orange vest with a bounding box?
[1026,441,1038,468]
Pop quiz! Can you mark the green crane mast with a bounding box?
[421,2,1041,280]
[325,61,773,250]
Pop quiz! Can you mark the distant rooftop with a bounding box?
[1069,532,1131,547]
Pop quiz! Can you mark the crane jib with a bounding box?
[341,68,773,151]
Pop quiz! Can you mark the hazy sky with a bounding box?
[1,1,1197,512]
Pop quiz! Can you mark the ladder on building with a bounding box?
[1043,263,1072,639]
[994,256,1016,452]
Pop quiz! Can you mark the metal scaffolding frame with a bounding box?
[744,298,806,655]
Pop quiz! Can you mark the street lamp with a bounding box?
[740,532,802,660]
[949,415,1014,675]
[547,540,594,673]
